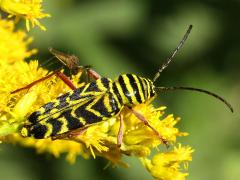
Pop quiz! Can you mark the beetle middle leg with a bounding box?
[126,107,168,147]
[117,112,124,147]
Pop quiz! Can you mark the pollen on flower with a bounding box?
[0,0,50,31]
[0,18,37,63]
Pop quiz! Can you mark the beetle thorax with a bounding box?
[113,74,156,107]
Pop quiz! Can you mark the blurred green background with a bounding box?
[1,0,240,179]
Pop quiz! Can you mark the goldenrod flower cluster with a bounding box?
[0,2,194,180]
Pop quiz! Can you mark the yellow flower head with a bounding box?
[0,59,194,179]
[141,144,194,180]
[0,0,50,31]
[0,18,37,63]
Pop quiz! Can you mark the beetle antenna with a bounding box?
[156,86,233,113]
[153,25,193,82]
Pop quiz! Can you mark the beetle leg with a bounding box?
[117,112,124,147]
[11,70,60,94]
[87,68,101,80]
[55,71,77,90]
[11,69,78,94]
[127,107,169,147]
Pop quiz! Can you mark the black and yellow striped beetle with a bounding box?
[14,25,233,147]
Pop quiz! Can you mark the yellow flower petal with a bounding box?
[0,18,37,63]
[0,0,50,31]
[141,144,194,180]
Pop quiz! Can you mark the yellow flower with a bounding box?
[0,18,37,63]
[0,0,50,31]
[0,59,194,179]
[0,60,84,135]
[141,144,194,180]
[0,60,89,164]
